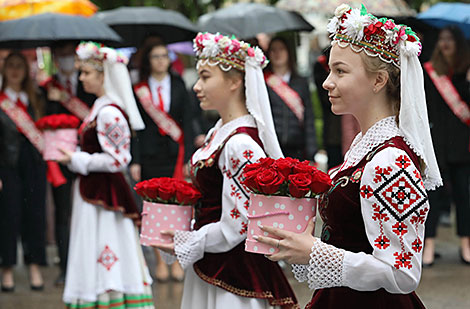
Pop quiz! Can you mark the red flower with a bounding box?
[36,114,80,130]
[134,177,201,205]
[288,173,312,198]
[310,170,332,194]
[272,157,298,178]
[293,161,317,175]
[175,181,202,205]
[256,169,285,195]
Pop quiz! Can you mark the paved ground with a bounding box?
[1,222,469,309]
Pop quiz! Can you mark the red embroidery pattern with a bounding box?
[230,184,242,199]
[239,221,248,235]
[97,245,118,271]
[243,200,250,211]
[350,167,363,183]
[363,152,429,270]
[243,150,253,160]
[231,157,240,169]
[230,208,241,219]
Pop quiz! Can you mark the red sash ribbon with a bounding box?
[424,62,470,126]
[264,72,304,124]
[41,78,90,120]
[0,93,66,187]
[134,83,185,180]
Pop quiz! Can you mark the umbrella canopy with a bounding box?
[417,2,470,39]
[197,3,314,39]
[276,0,414,17]
[0,12,122,49]
[95,6,199,47]
[0,0,97,21]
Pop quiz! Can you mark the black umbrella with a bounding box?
[0,13,122,49]
[95,6,199,47]
[197,3,314,39]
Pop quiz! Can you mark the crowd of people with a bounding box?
[0,3,469,309]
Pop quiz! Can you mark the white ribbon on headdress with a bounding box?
[245,62,283,159]
[103,61,145,130]
[399,52,442,190]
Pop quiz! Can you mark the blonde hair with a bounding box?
[359,52,401,118]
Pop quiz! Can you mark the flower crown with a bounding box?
[193,32,268,71]
[76,41,128,65]
[327,4,421,67]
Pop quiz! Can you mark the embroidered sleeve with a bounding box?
[174,134,265,268]
[69,106,131,175]
[340,147,429,293]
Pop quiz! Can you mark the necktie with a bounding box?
[66,79,72,94]
[156,86,166,136]
[15,97,27,113]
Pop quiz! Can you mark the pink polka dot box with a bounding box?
[245,194,317,255]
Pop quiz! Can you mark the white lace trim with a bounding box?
[340,116,402,173]
[191,115,256,164]
[291,264,309,283]
[306,240,345,290]
[173,230,205,270]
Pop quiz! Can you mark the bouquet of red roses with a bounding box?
[135,177,201,246]
[241,157,332,198]
[134,177,202,205]
[36,114,80,130]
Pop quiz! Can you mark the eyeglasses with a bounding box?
[150,54,169,60]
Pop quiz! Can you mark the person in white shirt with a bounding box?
[254,4,443,309]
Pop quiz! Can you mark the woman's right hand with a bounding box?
[47,86,62,101]
[152,230,176,255]
[130,163,141,182]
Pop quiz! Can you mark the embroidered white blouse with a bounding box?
[68,95,132,175]
[172,115,265,269]
[292,116,429,294]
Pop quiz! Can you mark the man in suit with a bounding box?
[40,41,96,286]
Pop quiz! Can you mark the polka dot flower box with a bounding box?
[134,177,202,246]
[241,157,332,255]
[35,114,80,161]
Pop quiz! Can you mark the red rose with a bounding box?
[293,161,317,175]
[35,114,80,130]
[288,173,312,198]
[242,168,261,192]
[272,157,299,178]
[145,179,160,200]
[256,169,285,195]
[310,171,332,194]
[176,181,202,205]
[134,180,147,198]
[157,177,176,201]
[258,157,275,168]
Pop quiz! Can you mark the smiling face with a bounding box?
[322,44,376,116]
[193,62,235,112]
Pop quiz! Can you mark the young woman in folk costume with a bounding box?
[422,26,470,267]
[255,4,443,308]
[131,42,192,282]
[155,32,299,309]
[264,37,317,161]
[57,42,154,308]
[0,52,47,292]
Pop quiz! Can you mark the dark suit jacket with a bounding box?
[132,73,195,171]
[266,72,317,161]
[424,69,470,171]
[40,74,96,116]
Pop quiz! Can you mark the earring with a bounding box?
[373,87,377,93]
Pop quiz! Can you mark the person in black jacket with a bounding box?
[264,37,317,161]
[422,26,470,267]
[40,41,96,286]
[0,52,47,292]
[131,42,195,282]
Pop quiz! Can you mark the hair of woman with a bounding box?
[265,36,298,77]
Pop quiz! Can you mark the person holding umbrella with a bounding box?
[154,32,298,308]
[40,41,96,286]
[131,41,194,282]
[57,42,154,308]
[264,36,317,161]
[422,25,470,267]
[254,4,442,308]
[0,52,47,292]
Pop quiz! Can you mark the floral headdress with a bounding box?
[193,32,268,71]
[193,32,283,160]
[76,41,129,67]
[327,4,421,67]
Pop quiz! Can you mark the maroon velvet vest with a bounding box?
[190,127,299,308]
[306,136,426,309]
[79,104,140,224]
